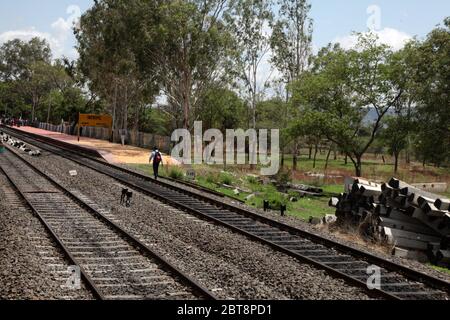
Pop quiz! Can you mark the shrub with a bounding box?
[220,173,233,185]
[247,175,258,185]
[206,174,217,184]
[168,167,184,180]
[266,192,287,211]
[274,169,292,186]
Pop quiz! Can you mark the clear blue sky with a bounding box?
[0,0,449,58]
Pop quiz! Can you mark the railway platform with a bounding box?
[12,126,180,165]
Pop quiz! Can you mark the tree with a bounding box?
[291,34,405,177]
[270,0,313,169]
[0,38,51,82]
[25,61,55,121]
[77,0,232,132]
[226,0,273,130]
[0,38,53,121]
[0,82,27,118]
[380,116,410,173]
[138,107,172,136]
[76,0,159,134]
[256,97,287,129]
[270,0,313,99]
[408,17,450,167]
[288,110,323,169]
[132,0,233,130]
[195,86,246,131]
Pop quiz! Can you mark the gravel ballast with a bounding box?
[123,165,450,283]
[0,171,93,300]
[15,148,374,300]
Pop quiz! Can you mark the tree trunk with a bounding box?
[293,143,298,171]
[252,62,257,130]
[46,96,51,124]
[394,152,399,173]
[111,81,118,142]
[183,93,189,129]
[344,154,348,165]
[355,157,362,177]
[325,145,333,171]
[308,146,312,160]
[123,86,128,130]
[249,90,257,170]
[281,151,285,168]
[181,41,192,130]
[313,144,318,169]
[31,95,38,122]
[134,104,141,133]
[248,64,257,170]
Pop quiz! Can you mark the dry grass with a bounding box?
[284,152,450,196]
[320,222,394,257]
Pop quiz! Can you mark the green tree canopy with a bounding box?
[291,33,406,177]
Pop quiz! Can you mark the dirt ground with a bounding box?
[15,126,180,166]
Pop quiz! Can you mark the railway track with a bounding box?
[0,146,216,300]
[0,171,92,300]
[2,125,450,300]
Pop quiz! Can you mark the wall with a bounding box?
[35,122,171,153]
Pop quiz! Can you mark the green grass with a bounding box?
[167,166,184,180]
[289,197,334,220]
[321,184,344,195]
[439,190,450,198]
[429,264,450,275]
[127,162,336,221]
[126,154,448,223]
[127,163,174,179]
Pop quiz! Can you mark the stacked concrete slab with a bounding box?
[330,177,450,266]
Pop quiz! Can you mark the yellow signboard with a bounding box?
[79,114,113,128]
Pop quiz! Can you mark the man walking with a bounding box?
[149,146,163,180]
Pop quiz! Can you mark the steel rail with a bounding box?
[0,157,105,300]
[2,125,450,300]
[1,144,217,300]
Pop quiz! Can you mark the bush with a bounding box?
[206,174,217,184]
[288,190,300,199]
[266,192,287,211]
[274,169,292,186]
[168,167,184,180]
[220,173,233,185]
[247,175,258,185]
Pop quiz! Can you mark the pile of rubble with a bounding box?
[330,177,450,266]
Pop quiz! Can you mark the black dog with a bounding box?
[120,188,129,205]
[125,191,133,207]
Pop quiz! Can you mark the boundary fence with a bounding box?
[34,122,171,153]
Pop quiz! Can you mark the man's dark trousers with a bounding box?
[153,162,160,180]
